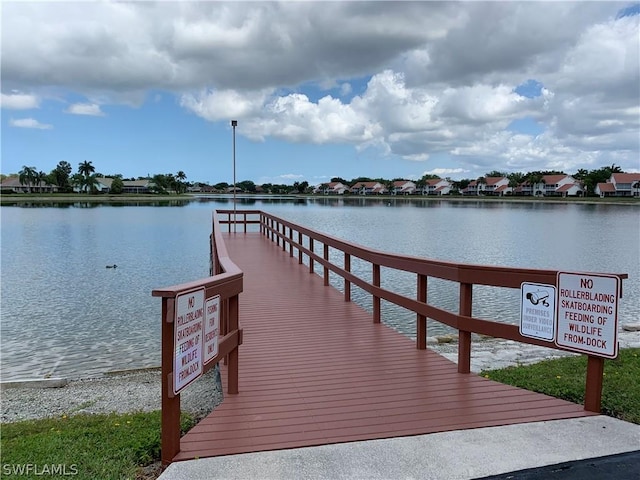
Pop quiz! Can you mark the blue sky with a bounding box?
[2,2,639,185]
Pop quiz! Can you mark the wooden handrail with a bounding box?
[219,209,625,415]
[152,211,243,467]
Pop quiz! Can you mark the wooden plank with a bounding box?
[172,233,593,462]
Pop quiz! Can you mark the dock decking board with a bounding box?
[173,233,594,461]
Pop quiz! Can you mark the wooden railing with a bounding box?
[217,209,626,414]
[152,211,243,467]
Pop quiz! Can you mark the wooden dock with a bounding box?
[173,232,594,461]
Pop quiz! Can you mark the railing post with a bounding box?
[323,244,329,286]
[417,274,427,349]
[298,232,303,264]
[373,264,381,323]
[161,298,180,467]
[282,225,287,252]
[243,213,247,233]
[276,223,281,247]
[344,253,351,302]
[309,239,314,273]
[458,283,472,373]
[289,227,294,257]
[227,294,239,395]
[584,355,604,412]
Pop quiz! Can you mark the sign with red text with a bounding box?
[203,295,220,365]
[520,282,556,341]
[173,288,205,394]
[556,272,619,359]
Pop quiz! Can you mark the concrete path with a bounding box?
[158,415,639,480]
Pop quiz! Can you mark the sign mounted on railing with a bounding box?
[555,272,619,359]
[204,295,220,364]
[173,288,205,395]
[520,282,556,341]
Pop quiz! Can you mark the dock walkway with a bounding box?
[173,232,593,461]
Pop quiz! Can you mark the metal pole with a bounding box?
[231,120,237,234]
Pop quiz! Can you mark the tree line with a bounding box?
[10,161,189,195]
[4,162,631,196]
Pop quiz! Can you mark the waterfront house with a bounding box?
[0,177,59,193]
[423,178,452,195]
[314,182,348,195]
[391,180,416,195]
[461,177,510,196]
[596,173,640,197]
[350,181,388,195]
[515,175,582,197]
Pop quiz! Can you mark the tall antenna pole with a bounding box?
[231,120,237,234]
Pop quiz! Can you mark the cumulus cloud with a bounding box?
[65,103,105,116]
[9,118,52,129]
[2,1,639,176]
[1,92,39,109]
[422,168,469,177]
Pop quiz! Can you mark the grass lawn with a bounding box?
[482,347,640,424]
[0,411,195,480]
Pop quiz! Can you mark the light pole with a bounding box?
[231,120,237,233]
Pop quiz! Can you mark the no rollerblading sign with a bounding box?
[555,272,620,359]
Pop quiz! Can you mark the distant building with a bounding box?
[515,175,583,197]
[423,178,452,195]
[314,182,348,195]
[391,180,416,195]
[0,177,58,193]
[596,173,640,197]
[461,177,510,196]
[350,181,388,195]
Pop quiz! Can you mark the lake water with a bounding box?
[1,197,638,380]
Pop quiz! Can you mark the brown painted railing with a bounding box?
[218,209,626,415]
[152,211,243,467]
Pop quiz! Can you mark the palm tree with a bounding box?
[84,174,101,194]
[78,161,96,193]
[176,171,187,194]
[70,173,85,193]
[18,165,37,193]
[78,160,95,178]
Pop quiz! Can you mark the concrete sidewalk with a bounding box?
[158,416,639,480]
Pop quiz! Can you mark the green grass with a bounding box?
[482,348,640,424]
[1,411,195,480]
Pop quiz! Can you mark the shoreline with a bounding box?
[1,193,638,206]
[2,330,638,424]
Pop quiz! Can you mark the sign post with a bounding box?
[173,288,205,395]
[520,282,556,341]
[555,272,619,359]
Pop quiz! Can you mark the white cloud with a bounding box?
[65,103,105,116]
[2,1,638,177]
[9,118,52,129]
[422,168,469,177]
[1,92,39,109]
